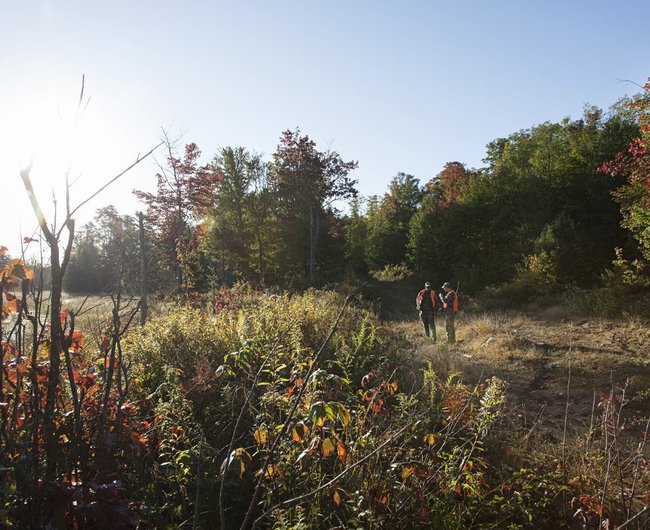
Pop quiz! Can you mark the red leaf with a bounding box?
[70,330,85,351]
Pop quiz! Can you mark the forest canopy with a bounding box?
[56,85,650,298]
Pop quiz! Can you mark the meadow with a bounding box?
[3,278,649,528]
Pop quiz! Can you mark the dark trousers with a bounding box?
[420,310,436,340]
[445,312,456,343]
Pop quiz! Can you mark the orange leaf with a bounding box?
[2,297,19,316]
[70,331,85,351]
[105,356,119,368]
[3,259,34,281]
[337,439,347,464]
[333,489,343,506]
[292,422,306,443]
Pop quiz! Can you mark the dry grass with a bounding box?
[395,308,650,443]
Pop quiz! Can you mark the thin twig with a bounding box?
[251,419,415,528]
[561,353,571,521]
[69,142,163,218]
[616,505,650,529]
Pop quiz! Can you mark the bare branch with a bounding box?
[20,164,54,243]
[617,78,649,92]
[69,142,163,218]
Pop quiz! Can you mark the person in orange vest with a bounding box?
[416,282,437,340]
[439,282,458,344]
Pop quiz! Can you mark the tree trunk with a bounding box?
[45,244,63,480]
[308,205,319,282]
[138,212,148,325]
[256,227,265,286]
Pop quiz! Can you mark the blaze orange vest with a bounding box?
[416,289,436,309]
[442,290,459,312]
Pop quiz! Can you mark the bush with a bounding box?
[370,262,414,281]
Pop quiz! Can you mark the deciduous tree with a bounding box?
[271,128,357,282]
[134,136,220,294]
[600,79,650,262]
[365,173,422,271]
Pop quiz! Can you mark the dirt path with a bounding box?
[390,312,650,439]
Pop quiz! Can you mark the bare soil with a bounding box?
[391,310,650,440]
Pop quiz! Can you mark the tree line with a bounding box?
[62,84,650,297]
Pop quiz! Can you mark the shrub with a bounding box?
[370,262,414,281]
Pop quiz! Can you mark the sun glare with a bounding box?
[12,98,85,189]
[5,90,121,222]
[1,87,130,256]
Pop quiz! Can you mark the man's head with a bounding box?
[424,281,431,290]
[442,281,452,291]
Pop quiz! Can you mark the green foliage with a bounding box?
[606,247,650,288]
[365,173,422,271]
[370,262,413,282]
[409,106,638,292]
[271,128,358,282]
[565,247,650,318]
[601,80,650,263]
[64,206,145,293]
[202,146,281,285]
[7,264,650,528]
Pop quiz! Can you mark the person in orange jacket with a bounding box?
[439,281,458,344]
[416,282,436,340]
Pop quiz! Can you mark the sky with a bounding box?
[1,0,648,259]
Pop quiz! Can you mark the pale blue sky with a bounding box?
[1,0,648,257]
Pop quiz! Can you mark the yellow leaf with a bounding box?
[258,463,285,481]
[322,437,335,457]
[423,433,435,446]
[253,427,268,446]
[401,465,415,481]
